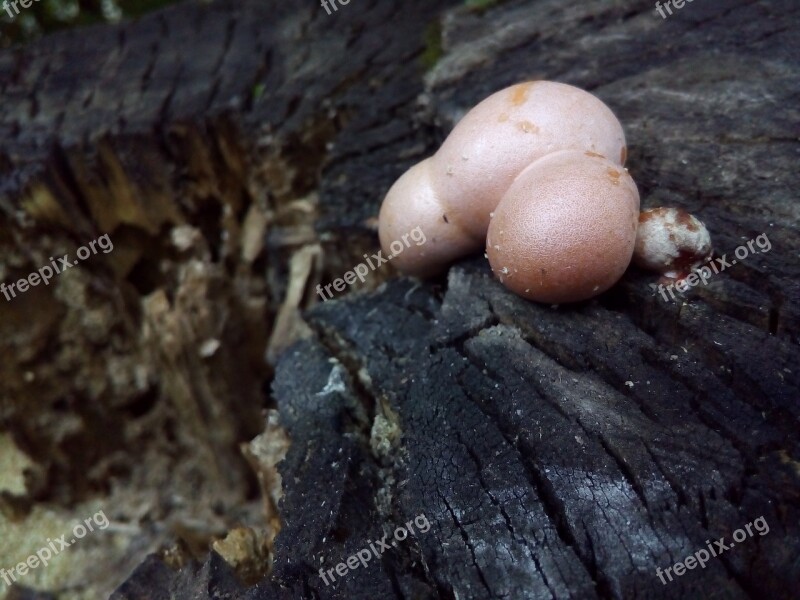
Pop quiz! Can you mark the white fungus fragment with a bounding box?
[634,207,712,277]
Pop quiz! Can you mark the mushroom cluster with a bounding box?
[378,81,709,302]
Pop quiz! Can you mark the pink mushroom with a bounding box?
[431,81,627,240]
[377,159,481,277]
[378,81,627,275]
[486,150,640,303]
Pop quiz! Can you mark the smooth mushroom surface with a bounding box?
[378,81,628,277]
[633,207,713,278]
[431,81,627,239]
[486,150,640,304]
[378,158,480,277]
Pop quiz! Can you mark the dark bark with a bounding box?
[0,0,797,599]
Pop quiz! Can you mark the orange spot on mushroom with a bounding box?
[674,208,699,231]
[585,150,606,159]
[620,146,628,164]
[510,83,531,106]
[639,207,669,223]
[607,168,621,185]
[517,120,539,133]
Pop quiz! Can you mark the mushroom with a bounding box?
[633,207,712,278]
[431,81,627,240]
[378,81,627,275]
[486,150,640,303]
[378,158,481,277]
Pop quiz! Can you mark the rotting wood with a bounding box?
[0,0,797,598]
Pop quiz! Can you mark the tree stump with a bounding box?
[0,0,797,599]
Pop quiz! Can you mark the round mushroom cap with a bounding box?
[486,150,640,303]
[378,158,481,278]
[633,207,712,277]
[432,81,627,240]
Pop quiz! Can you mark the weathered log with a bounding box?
[1,0,798,598]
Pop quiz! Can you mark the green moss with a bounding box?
[420,21,443,72]
[465,0,500,12]
[252,83,266,103]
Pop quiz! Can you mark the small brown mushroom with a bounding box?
[633,207,712,278]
